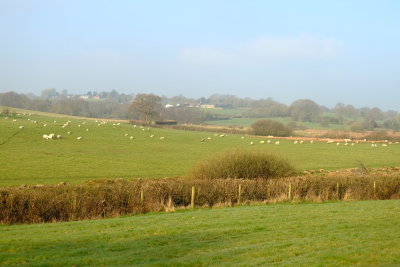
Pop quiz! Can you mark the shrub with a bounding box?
[189,149,297,180]
[251,119,293,136]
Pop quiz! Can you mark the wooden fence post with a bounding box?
[191,186,195,208]
[238,184,242,205]
[373,181,376,198]
[140,190,144,203]
[288,183,292,200]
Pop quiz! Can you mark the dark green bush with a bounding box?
[189,149,297,180]
[251,119,292,137]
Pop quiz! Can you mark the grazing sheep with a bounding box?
[382,144,388,147]
[294,141,298,144]
[160,136,165,140]
[207,137,212,140]
[259,140,265,144]
[310,140,314,144]
[250,141,254,145]
[201,138,206,142]
[267,140,272,144]
[150,134,155,138]
[275,141,280,145]
[67,131,71,134]
[124,133,129,136]
[77,136,82,140]
[130,136,134,140]
[86,129,89,131]
[56,135,62,139]
[300,140,304,144]
[19,126,24,129]
[43,124,47,127]
[241,136,245,139]
[43,134,49,140]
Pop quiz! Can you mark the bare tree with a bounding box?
[130,94,162,124]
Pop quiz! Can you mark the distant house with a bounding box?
[165,104,174,108]
[79,95,89,100]
[200,104,216,109]
[92,95,101,100]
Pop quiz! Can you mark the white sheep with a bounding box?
[159,136,165,140]
[259,140,265,144]
[275,141,280,145]
[19,126,24,129]
[56,135,62,139]
[77,136,82,140]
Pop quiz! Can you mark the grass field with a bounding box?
[1,111,400,186]
[207,116,345,130]
[0,200,398,266]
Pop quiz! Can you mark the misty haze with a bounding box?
[1,1,399,266]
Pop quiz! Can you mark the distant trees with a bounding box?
[160,107,208,124]
[0,91,31,108]
[334,103,358,119]
[289,99,321,122]
[130,94,162,124]
[251,119,293,137]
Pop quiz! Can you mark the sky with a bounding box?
[1,0,400,110]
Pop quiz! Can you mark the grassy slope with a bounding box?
[0,200,399,266]
[207,116,345,130]
[1,112,400,186]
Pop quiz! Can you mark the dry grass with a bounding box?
[189,149,298,179]
[1,172,399,224]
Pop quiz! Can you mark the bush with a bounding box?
[251,119,293,136]
[189,149,297,180]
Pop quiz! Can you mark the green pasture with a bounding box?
[0,200,399,266]
[207,116,345,130]
[200,107,247,116]
[1,111,400,186]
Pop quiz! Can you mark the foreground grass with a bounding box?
[1,111,400,186]
[0,200,399,266]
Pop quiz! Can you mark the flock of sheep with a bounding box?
[4,112,399,148]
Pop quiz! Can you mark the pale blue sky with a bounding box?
[1,0,399,110]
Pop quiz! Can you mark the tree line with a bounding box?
[1,90,400,131]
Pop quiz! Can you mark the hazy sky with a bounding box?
[1,0,400,110]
